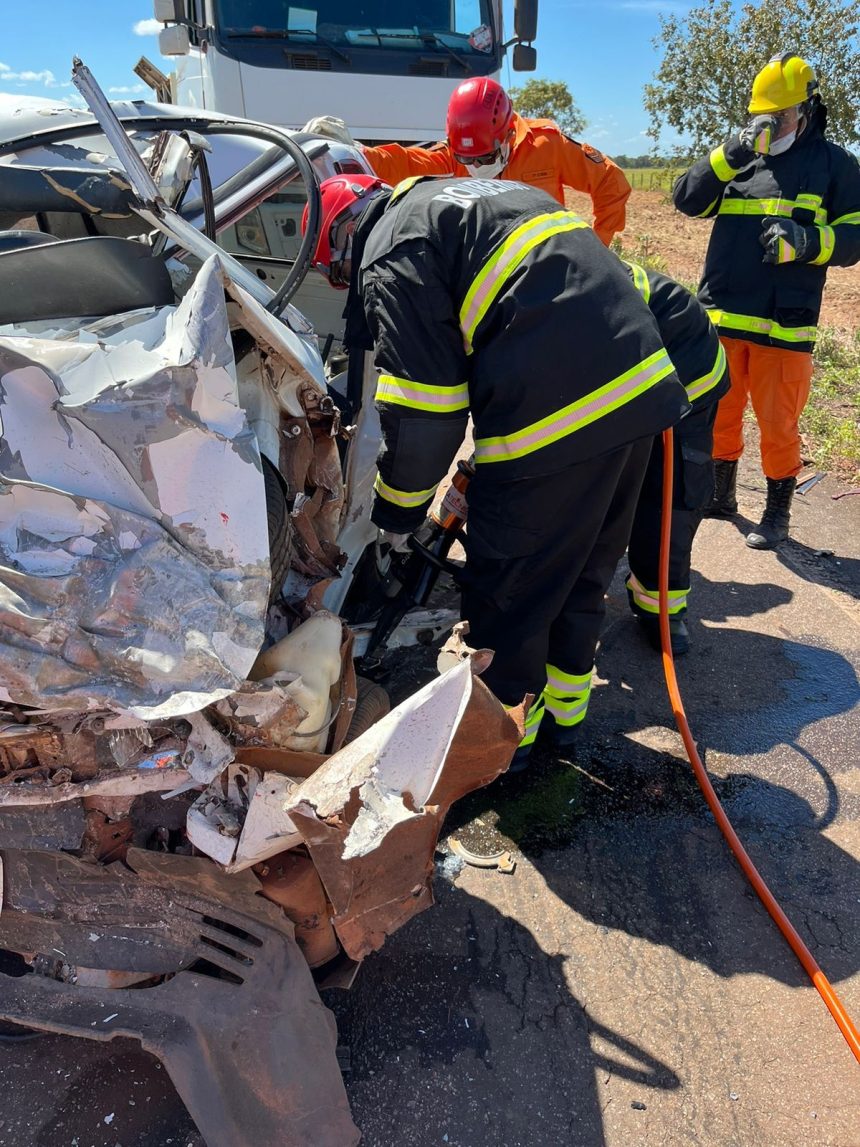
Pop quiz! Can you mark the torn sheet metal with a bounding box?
[184,712,237,786]
[285,658,524,960]
[209,679,307,746]
[187,763,303,872]
[0,256,269,718]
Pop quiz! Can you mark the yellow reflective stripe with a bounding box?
[376,373,469,413]
[544,693,590,727]
[513,696,545,746]
[717,197,828,225]
[625,260,651,303]
[686,341,727,403]
[707,309,817,345]
[831,210,860,226]
[460,211,588,352]
[811,225,835,265]
[709,145,741,182]
[796,193,826,223]
[474,349,675,465]
[373,474,438,509]
[697,196,720,218]
[627,574,688,616]
[390,176,425,202]
[542,666,592,728]
[545,663,592,692]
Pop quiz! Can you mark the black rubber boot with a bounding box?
[635,613,690,657]
[507,744,533,773]
[541,721,581,750]
[746,477,796,549]
[704,459,739,518]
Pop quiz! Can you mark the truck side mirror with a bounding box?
[513,0,538,44]
[153,0,184,20]
[159,25,191,56]
[512,43,537,72]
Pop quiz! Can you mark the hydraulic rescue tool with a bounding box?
[360,458,474,668]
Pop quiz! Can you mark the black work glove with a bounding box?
[722,115,779,166]
[759,217,819,264]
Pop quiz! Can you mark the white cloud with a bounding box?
[0,67,59,87]
[133,18,163,35]
[109,84,146,94]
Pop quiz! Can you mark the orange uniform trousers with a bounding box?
[713,336,814,480]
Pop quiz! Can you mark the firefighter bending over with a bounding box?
[674,54,860,548]
[303,173,688,766]
[304,77,631,246]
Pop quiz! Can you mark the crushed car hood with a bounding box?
[0,255,323,719]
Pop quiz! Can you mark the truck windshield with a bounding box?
[214,1,499,72]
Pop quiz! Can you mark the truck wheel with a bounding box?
[262,455,293,604]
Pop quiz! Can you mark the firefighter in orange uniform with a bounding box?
[304,77,631,246]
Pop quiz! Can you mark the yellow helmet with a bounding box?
[749,54,819,114]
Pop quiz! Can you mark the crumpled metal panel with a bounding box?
[286,659,524,960]
[0,848,360,1147]
[0,256,270,719]
[187,764,303,871]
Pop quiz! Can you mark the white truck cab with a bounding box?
[150,0,538,142]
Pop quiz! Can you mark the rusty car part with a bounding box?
[286,660,525,960]
[0,801,86,852]
[0,848,360,1147]
[81,795,135,864]
[255,849,340,968]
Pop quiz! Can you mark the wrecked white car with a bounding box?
[0,64,521,1146]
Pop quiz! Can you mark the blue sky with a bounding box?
[0,0,693,154]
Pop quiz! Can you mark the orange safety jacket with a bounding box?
[361,114,630,245]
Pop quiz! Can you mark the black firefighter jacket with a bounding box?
[353,176,690,533]
[673,109,860,353]
[625,262,730,413]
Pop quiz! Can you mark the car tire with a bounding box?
[262,454,293,604]
[344,677,390,743]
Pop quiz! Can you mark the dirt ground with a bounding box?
[567,188,860,333]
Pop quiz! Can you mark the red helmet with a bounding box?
[301,174,388,288]
[446,78,515,163]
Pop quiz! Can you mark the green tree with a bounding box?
[644,0,860,155]
[509,78,586,135]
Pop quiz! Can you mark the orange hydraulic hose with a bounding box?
[658,428,860,1064]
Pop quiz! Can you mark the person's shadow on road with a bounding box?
[489,618,860,991]
[330,872,680,1147]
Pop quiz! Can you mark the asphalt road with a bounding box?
[1,454,858,1147]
